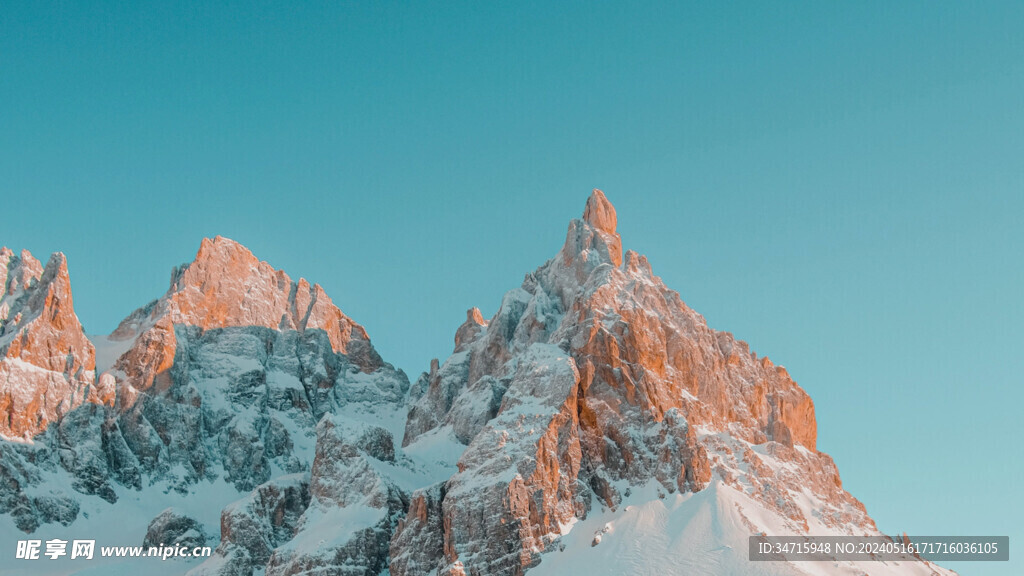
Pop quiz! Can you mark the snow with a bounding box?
[274,503,385,557]
[89,335,135,374]
[400,427,465,485]
[0,472,240,575]
[531,480,954,576]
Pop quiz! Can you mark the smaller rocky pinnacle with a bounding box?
[466,307,487,327]
[45,252,68,276]
[583,189,617,234]
[454,307,488,352]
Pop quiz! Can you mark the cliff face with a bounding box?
[109,236,382,403]
[0,248,96,440]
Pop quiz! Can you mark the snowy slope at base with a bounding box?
[531,480,955,576]
[0,401,465,576]
[0,476,240,575]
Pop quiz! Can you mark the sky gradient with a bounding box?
[3,3,1022,574]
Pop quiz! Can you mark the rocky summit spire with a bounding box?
[582,188,617,234]
[561,189,623,270]
[0,249,96,439]
[454,307,487,353]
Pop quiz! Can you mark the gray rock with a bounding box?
[188,474,310,576]
[144,508,208,549]
[264,416,408,576]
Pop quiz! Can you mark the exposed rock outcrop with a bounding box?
[0,248,96,440]
[188,475,311,576]
[110,236,384,401]
[144,508,209,549]
[389,483,446,576]
[263,416,408,576]
[454,308,487,353]
[436,345,583,575]
[0,238,410,557]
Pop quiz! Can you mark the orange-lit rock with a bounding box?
[108,236,382,397]
[114,236,373,355]
[0,249,96,439]
[582,189,617,234]
[454,307,487,353]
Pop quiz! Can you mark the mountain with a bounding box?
[0,193,953,576]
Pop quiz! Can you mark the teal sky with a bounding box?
[3,3,1022,574]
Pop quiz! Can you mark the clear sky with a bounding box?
[3,2,1022,574]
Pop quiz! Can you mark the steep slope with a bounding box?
[394,190,951,576]
[0,248,96,440]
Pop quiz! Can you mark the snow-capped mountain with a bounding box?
[0,192,953,575]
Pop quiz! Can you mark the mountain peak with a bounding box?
[466,307,486,326]
[193,235,255,266]
[174,237,374,354]
[582,189,617,234]
[0,248,95,439]
[42,252,69,279]
[454,307,488,352]
[109,237,381,387]
[561,190,623,269]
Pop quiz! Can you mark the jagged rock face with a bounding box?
[264,416,408,576]
[439,345,583,576]
[0,248,96,440]
[0,400,131,530]
[96,237,407,493]
[389,483,446,576]
[405,308,498,446]
[393,348,580,576]
[107,323,405,494]
[110,236,383,398]
[189,475,311,576]
[397,190,865,575]
[454,308,487,353]
[0,440,80,532]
